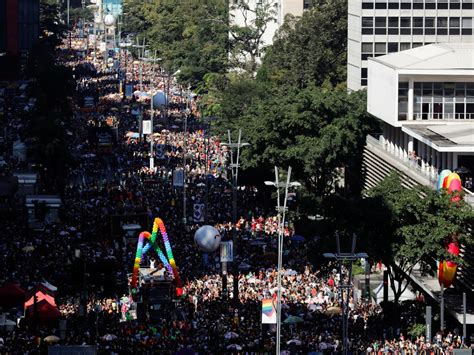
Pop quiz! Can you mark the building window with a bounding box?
[450,17,460,35]
[388,17,399,34]
[375,17,387,35]
[426,0,436,8]
[413,0,423,8]
[438,0,449,8]
[388,0,399,8]
[450,0,461,9]
[361,42,373,60]
[462,17,473,34]
[425,17,435,35]
[375,0,387,9]
[361,68,368,86]
[400,17,411,35]
[462,0,473,9]
[362,17,373,35]
[401,0,411,8]
[303,0,313,9]
[362,1,374,8]
[437,17,448,35]
[412,43,423,48]
[374,42,386,56]
[398,82,409,121]
[388,42,398,52]
[400,43,411,51]
[413,17,424,35]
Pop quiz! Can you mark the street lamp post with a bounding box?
[264,166,300,355]
[323,233,368,355]
[220,129,249,305]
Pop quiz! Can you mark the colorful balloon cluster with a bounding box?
[436,170,462,288]
[131,218,183,296]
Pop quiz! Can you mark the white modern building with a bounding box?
[348,0,474,91]
[365,43,474,293]
[229,0,311,66]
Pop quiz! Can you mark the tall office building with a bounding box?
[348,0,474,91]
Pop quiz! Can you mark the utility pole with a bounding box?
[264,166,301,355]
[323,233,368,355]
[220,130,249,306]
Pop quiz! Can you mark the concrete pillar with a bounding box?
[435,151,440,172]
[453,153,458,170]
[419,144,426,171]
[408,78,414,121]
[408,136,414,153]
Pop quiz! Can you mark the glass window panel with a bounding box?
[425,18,435,27]
[375,17,386,27]
[412,43,423,48]
[445,103,454,115]
[400,17,411,27]
[450,17,460,27]
[374,43,386,53]
[400,43,411,51]
[362,43,373,52]
[362,17,373,27]
[438,18,448,27]
[462,18,473,28]
[413,17,424,27]
[388,17,398,27]
[388,42,398,52]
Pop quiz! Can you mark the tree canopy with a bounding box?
[123,0,229,84]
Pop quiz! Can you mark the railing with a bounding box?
[366,135,438,185]
[413,112,474,121]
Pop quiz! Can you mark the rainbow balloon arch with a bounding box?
[436,170,462,288]
[131,217,183,296]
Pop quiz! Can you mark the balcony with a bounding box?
[364,135,474,207]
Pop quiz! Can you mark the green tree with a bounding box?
[259,0,347,88]
[362,173,474,304]
[235,85,375,199]
[228,0,279,73]
[123,0,228,85]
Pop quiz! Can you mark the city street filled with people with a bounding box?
[0,23,473,355]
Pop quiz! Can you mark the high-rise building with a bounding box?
[0,0,39,78]
[347,0,474,91]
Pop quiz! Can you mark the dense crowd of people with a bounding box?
[0,30,473,354]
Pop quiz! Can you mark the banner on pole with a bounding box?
[125,84,133,98]
[220,241,233,262]
[193,203,205,222]
[261,298,277,324]
[142,120,152,135]
[156,144,165,160]
[173,170,184,187]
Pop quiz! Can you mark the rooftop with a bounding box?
[402,123,474,152]
[370,43,474,71]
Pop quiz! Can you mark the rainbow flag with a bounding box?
[262,298,276,324]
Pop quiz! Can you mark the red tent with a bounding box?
[0,283,25,307]
[24,291,57,308]
[24,283,55,301]
[26,300,61,320]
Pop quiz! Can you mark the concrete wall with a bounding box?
[367,59,399,126]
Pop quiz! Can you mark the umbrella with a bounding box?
[102,334,117,341]
[226,344,242,350]
[287,339,302,346]
[224,331,239,339]
[284,269,297,276]
[22,246,34,252]
[325,306,341,315]
[44,335,60,343]
[291,235,305,243]
[59,231,69,236]
[283,316,304,324]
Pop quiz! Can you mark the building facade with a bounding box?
[348,0,474,91]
